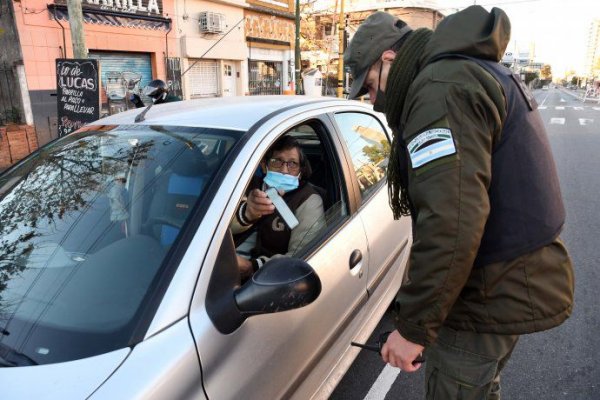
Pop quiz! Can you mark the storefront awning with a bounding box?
[48,4,171,31]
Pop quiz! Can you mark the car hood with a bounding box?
[0,348,130,399]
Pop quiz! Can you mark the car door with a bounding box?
[188,110,371,400]
[332,111,412,296]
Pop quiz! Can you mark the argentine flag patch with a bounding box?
[408,128,456,169]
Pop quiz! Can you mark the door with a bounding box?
[190,117,370,399]
[188,59,219,98]
[222,62,236,97]
[333,111,412,294]
[89,51,153,110]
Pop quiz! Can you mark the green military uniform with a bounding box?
[346,6,574,399]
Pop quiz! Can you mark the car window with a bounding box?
[231,120,348,276]
[0,125,241,365]
[334,112,390,201]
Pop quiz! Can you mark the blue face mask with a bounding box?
[263,170,300,193]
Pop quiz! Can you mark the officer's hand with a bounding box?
[381,330,425,372]
[245,189,275,221]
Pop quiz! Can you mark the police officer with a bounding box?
[130,79,181,108]
[344,6,574,399]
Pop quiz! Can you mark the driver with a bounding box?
[231,135,325,278]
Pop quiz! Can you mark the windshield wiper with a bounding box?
[0,342,39,367]
[0,354,16,367]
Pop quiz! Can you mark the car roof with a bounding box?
[91,96,357,132]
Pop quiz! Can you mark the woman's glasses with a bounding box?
[268,158,300,172]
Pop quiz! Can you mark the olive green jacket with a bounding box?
[393,6,574,346]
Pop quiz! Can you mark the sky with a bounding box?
[436,0,600,76]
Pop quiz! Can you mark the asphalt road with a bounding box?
[330,87,600,400]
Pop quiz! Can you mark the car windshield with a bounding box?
[0,125,241,366]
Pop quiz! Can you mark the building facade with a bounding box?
[176,0,247,99]
[0,0,177,145]
[244,0,296,95]
[0,0,301,161]
[301,0,444,94]
[584,19,600,80]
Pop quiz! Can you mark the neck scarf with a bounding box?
[384,28,433,219]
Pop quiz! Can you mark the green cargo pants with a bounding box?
[424,327,519,400]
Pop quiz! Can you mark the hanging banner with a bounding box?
[56,59,100,137]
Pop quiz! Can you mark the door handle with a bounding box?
[349,249,362,269]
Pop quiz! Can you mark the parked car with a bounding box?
[0,96,411,399]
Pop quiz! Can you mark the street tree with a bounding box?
[540,64,552,80]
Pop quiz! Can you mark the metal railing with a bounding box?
[0,62,22,126]
[248,61,282,96]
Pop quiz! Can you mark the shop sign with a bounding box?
[245,15,294,43]
[55,0,163,16]
[85,0,162,15]
[56,59,100,137]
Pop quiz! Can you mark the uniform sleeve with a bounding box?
[394,77,505,346]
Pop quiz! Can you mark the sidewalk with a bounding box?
[558,87,600,104]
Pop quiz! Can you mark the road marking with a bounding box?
[594,107,600,111]
[538,106,548,110]
[573,107,584,110]
[555,106,565,110]
[560,98,566,103]
[550,118,565,125]
[579,119,594,126]
[363,365,401,400]
[540,93,550,107]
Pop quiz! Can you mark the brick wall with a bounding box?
[0,124,39,170]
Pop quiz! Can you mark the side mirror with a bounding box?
[234,258,321,316]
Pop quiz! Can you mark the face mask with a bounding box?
[373,62,386,113]
[263,170,300,193]
[373,88,386,112]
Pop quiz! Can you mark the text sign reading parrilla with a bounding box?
[56,59,100,137]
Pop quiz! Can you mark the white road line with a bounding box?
[579,119,594,126]
[540,93,550,107]
[538,106,548,110]
[560,98,566,103]
[363,365,401,400]
[573,107,584,110]
[594,107,600,111]
[555,106,565,110]
[550,118,565,125]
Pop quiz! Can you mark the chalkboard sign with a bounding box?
[56,59,100,137]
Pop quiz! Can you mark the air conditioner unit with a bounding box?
[199,12,225,34]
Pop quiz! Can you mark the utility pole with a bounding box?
[66,0,87,58]
[336,0,345,98]
[295,0,301,94]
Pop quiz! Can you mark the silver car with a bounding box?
[0,96,411,399]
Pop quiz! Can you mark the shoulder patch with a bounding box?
[408,128,456,169]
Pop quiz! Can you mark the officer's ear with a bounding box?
[381,50,397,63]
